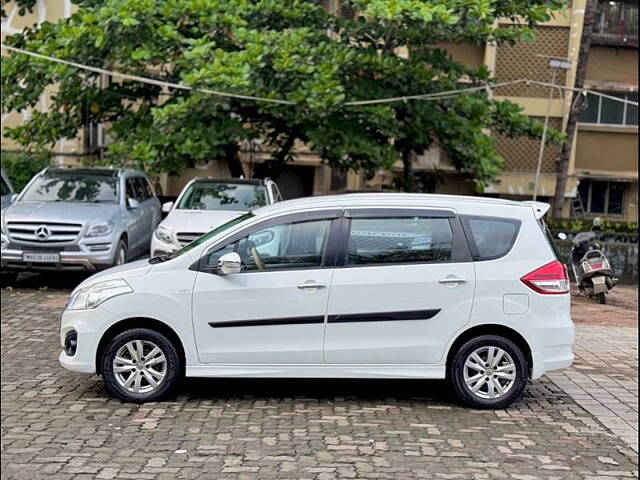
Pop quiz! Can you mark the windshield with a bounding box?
[164,212,255,260]
[177,182,267,211]
[21,173,119,203]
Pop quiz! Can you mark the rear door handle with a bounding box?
[438,277,467,285]
[297,281,327,290]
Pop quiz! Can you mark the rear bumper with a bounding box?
[530,321,575,379]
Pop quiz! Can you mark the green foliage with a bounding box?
[546,217,639,235]
[2,0,566,190]
[1,0,37,18]
[1,149,52,192]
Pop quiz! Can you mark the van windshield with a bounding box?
[161,212,254,261]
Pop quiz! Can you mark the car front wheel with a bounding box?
[101,328,181,403]
[449,335,529,409]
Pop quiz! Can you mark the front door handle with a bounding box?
[297,281,327,290]
[438,277,467,285]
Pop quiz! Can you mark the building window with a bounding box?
[579,92,638,126]
[593,0,638,44]
[578,179,627,215]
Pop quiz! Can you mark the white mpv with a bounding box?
[59,194,574,409]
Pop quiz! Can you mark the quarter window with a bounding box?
[346,217,453,266]
[462,216,520,261]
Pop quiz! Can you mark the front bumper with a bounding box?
[58,306,116,374]
[1,234,118,272]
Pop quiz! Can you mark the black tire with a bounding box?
[1,271,18,286]
[449,335,529,409]
[101,328,181,403]
[113,238,127,267]
[598,292,606,304]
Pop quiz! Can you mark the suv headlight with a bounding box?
[85,220,114,237]
[154,225,175,244]
[66,279,132,311]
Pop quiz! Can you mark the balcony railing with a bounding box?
[592,0,638,47]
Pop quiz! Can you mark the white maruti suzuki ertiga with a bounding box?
[59,193,574,409]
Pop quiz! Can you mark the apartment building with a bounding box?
[2,0,638,220]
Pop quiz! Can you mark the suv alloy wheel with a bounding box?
[101,328,181,403]
[449,335,529,409]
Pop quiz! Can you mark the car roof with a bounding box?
[190,177,264,186]
[253,193,542,217]
[44,167,146,177]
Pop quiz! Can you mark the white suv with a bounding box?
[59,194,574,408]
[151,177,282,257]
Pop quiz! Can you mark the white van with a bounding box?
[59,194,574,408]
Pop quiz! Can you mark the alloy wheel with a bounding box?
[113,340,167,393]
[463,346,517,400]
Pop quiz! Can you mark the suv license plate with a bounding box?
[22,253,60,263]
[592,276,606,285]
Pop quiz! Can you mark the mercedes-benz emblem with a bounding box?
[35,225,51,240]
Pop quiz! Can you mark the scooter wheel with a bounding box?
[598,292,606,304]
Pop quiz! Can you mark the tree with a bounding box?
[551,0,598,218]
[2,0,565,190]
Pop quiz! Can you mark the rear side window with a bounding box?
[346,217,453,266]
[461,215,521,261]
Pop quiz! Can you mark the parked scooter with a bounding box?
[558,223,617,304]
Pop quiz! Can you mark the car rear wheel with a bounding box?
[449,335,528,409]
[101,328,181,403]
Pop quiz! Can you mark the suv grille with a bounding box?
[7,222,83,243]
[176,232,203,247]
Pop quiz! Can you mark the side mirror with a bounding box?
[10,193,18,203]
[127,197,140,209]
[162,201,174,213]
[557,232,567,241]
[217,252,242,275]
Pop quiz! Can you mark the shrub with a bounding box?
[1,150,52,192]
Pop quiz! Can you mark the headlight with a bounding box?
[85,220,114,237]
[66,279,132,311]
[154,225,175,244]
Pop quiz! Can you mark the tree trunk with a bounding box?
[552,0,598,218]
[402,149,414,192]
[224,143,245,178]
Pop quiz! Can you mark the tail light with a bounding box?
[521,260,570,294]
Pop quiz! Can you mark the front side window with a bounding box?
[126,178,137,201]
[346,217,453,266]
[134,177,149,201]
[21,173,118,203]
[206,218,331,271]
[462,216,521,261]
[178,182,268,211]
[167,212,255,260]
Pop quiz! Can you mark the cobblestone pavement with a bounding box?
[1,286,638,480]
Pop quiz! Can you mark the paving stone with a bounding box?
[1,287,638,479]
